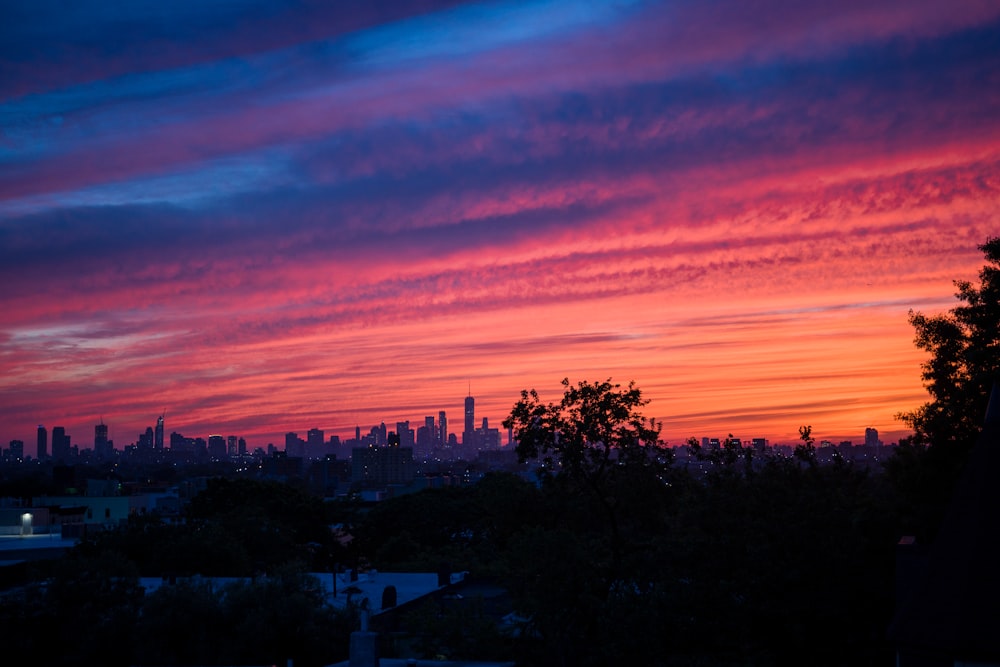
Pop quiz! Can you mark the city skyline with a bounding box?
[3,2,1000,451]
[12,392,890,461]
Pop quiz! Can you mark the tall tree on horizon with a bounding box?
[503,378,671,576]
[898,236,1000,448]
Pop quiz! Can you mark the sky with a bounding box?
[2,0,999,456]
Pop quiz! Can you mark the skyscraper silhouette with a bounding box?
[95,421,108,448]
[36,425,47,460]
[464,393,477,449]
[95,420,110,458]
[51,426,70,461]
[465,394,475,436]
[155,414,165,450]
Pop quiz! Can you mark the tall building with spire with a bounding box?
[463,393,477,450]
[154,414,165,450]
[95,421,108,448]
[95,420,111,459]
[464,394,475,435]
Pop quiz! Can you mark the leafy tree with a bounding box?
[897,236,1000,448]
[504,378,670,572]
[219,564,350,667]
[133,580,223,665]
[887,237,1000,541]
[505,378,666,484]
[794,424,817,464]
[403,595,512,662]
[41,551,144,666]
[501,379,680,665]
[132,565,352,667]
[185,477,339,573]
[360,473,542,574]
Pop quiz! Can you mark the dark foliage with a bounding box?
[897,236,1000,448]
[358,472,541,575]
[356,379,908,666]
[885,237,1000,543]
[132,565,352,667]
[1,478,355,666]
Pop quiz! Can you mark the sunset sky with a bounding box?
[2,0,999,456]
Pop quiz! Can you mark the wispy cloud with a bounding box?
[1,1,998,451]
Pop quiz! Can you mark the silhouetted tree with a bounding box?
[42,550,143,666]
[505,378,666,483]
[886,237,1000,541]
[502,378,677,665]
[132,564,351,667]
[403,595,511,662]
[503,378,670,571]
[897,236,1000,448]
[184,477,338,573]
[361,472,542,574]
[794,424,817,464]
[133,580,223,665]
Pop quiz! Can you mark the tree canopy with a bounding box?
[503,377,668,486]
[898,236,1000,447]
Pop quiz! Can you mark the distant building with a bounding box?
[306,456,350,497]
[94,421,112,459]
[154,414,165,450]
[285,432,305,458]
[37,425,47,460]
[865,427,881,447]
[7,439,24,462]
[262,450,303,479]
[477,417,501,450]
[352,444,415,488]
[417,416,439,458]
[464,394,475,447]
[51,426,71,462]
[170,431,195,453]
[94,422,108,448]
[307,428,325,454]
[207,435,227,460]
[396,421,414,449]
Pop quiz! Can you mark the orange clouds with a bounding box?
[3,1,1000,454]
